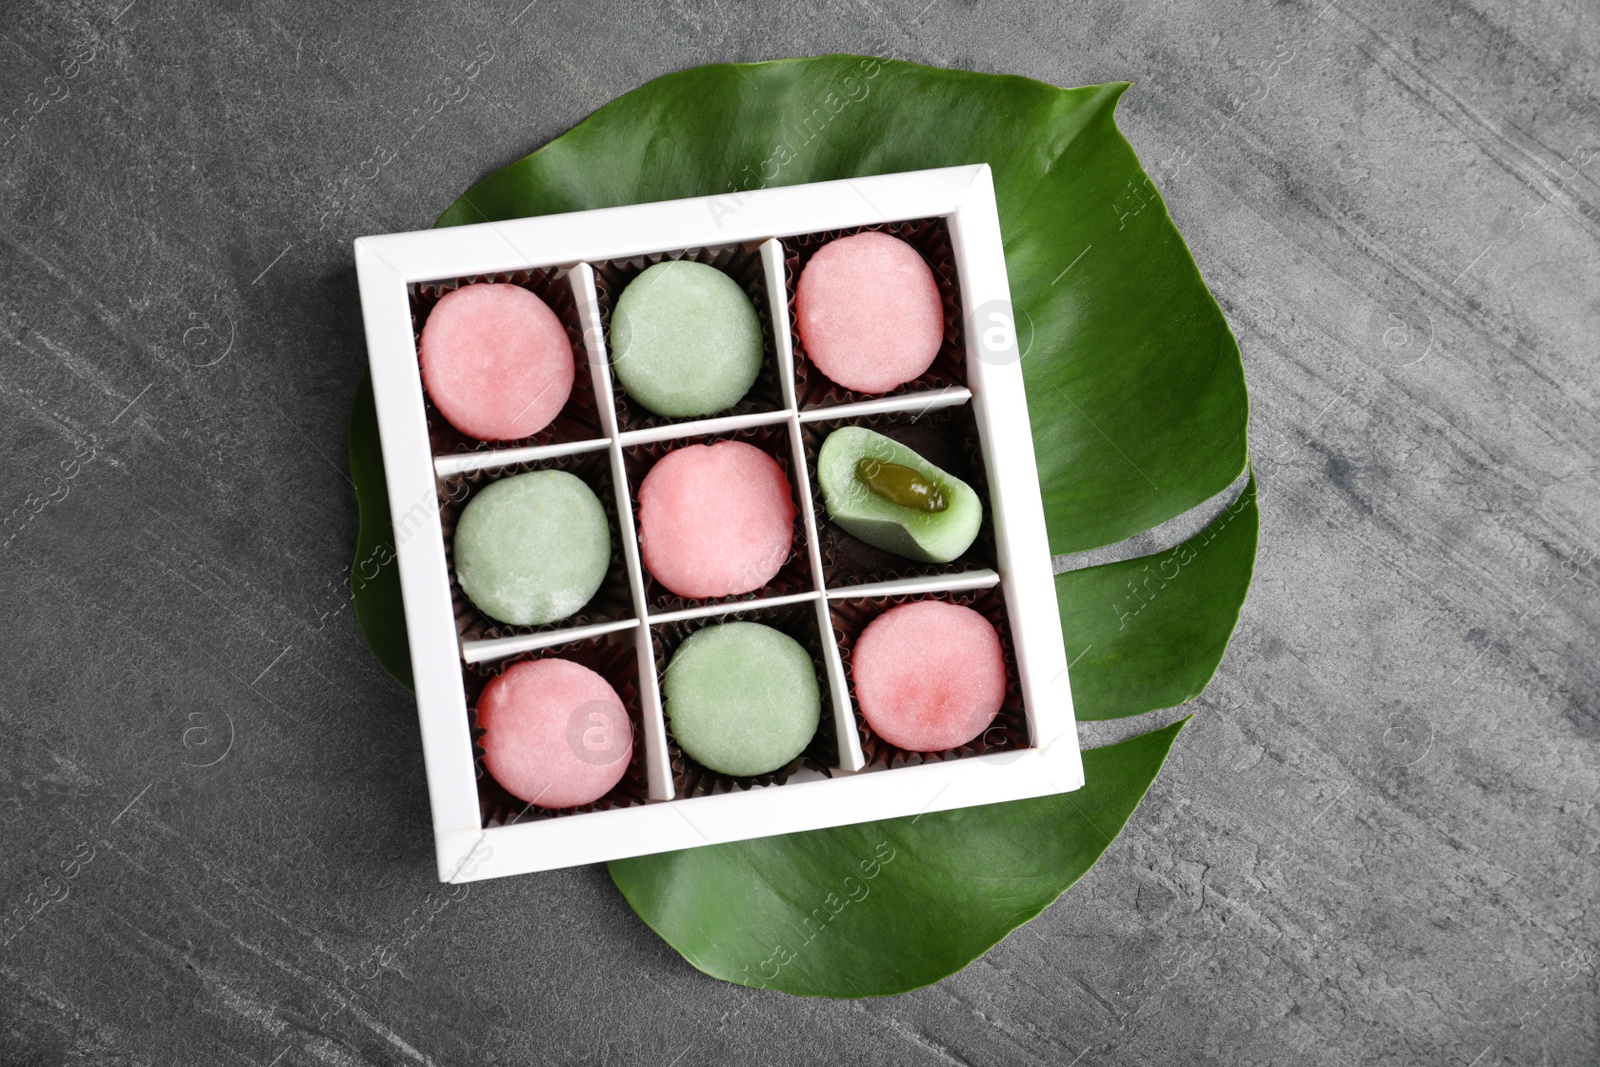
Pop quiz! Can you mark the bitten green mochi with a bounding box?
[611,261,764,418]
[817,427,982,563]
[662,622,821,777]
[454,470,611,626]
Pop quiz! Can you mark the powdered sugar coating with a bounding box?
[637,440,796,599]
[852,600,1006,752]
[419,283,575,441]
[453,469,610,627]
[662,622,820,777]
[477,658,633,809]
[795,231,943,394]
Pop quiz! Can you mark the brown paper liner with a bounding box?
[801,403,998,587]
[592,243,785,432]
[829,586,1028,770]
[651,600,838,797]
[410,268,604,454]
[785,217,966,410]
[620,422,817,615]
[438,450,634,644]
[464,631,648,826]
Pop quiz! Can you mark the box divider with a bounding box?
[775,298,863,769]
[794,386,972,423]
[824,569,1000,600]
[761,238,798,411]
[460,617,641,665]
[784,415,828,597]
[630,615,673,802]
[615,408,794,448]
[570,263,618,439]
[433,436,610,480]
[813,596,866,772]
[581,260,675,802]
[645,589,822,626]
[610,440,671,799]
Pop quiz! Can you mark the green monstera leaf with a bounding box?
[611,718,1188,997]
[1059,475,1259,721]
[346,56,1254,997]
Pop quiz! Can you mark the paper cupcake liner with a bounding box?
[829,586,1028,770]
[438,450,634,645]
[800,403,999,587]
[463,630,649,826]
[410,267,604,454]
[785,217,966,409]
[651,600,838,797]
[621,422,817,615]
[591,242,786,432]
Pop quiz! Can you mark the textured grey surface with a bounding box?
[2,0,1597,1064]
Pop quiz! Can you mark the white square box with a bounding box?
[355,164,1084,882]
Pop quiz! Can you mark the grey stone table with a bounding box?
[2,1,1595,1064]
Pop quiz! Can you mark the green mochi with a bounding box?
[453,469,611,626]
[611,260,764,418]
[816,426,983,564]
[662,622,821,777]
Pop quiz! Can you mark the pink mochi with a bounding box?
[795,231,944,394]
[637,440,796,599]
[852,601,1006,752]
[477,658,633,810]
[419,282,575,441]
